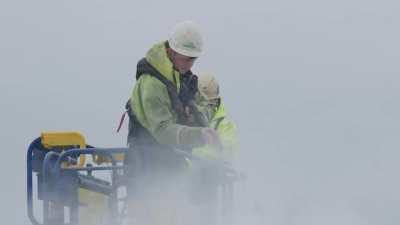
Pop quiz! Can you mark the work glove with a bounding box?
[192,146,219,160]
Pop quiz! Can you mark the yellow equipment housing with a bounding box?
[40,131,87,167]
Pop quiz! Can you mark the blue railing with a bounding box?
[27,138,241,225]
[27,138,127,225]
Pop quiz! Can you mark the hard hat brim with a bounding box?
[169,41,202,58]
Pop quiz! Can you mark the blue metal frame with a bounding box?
[27,138,42,225]
[27,137,127,225]
[41,151,61,224]
[50,148,126,225]
[27,138,241,225]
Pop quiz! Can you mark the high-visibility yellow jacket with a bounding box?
[130,41,205,148]
[192,101,238,160]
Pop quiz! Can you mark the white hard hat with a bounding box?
[168,21,203,58]
[198,72,220,100]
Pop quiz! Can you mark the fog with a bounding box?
[1,0,399,224]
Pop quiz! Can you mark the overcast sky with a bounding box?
[1,0,399,224]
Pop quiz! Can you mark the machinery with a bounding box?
[26,131,239,225]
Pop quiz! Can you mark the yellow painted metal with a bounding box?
[40,131,86,167]
[93,152,125,164]
[114,153,124,162]
[78,188,107,225]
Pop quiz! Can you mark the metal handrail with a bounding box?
[26,138,42,225]
[51,148,127,225]
[41,151,60,224]
[28,141,242,225]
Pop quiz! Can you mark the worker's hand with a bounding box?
[201,128,222,150]
[185,106,197,125]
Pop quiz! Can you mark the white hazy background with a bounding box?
[1,0,399,224]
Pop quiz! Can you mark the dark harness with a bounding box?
[124,58,208,171]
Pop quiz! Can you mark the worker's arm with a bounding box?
[217,118,239,154]
[192,101,239,160]
[132,75,205,149]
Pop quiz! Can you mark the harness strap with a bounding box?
[116,111,127,133]
[213,117,225,130]
[136,58,193,125]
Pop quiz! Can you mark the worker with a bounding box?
[124,21,221,225]
[187,72,239,225]
[193,72,239,161]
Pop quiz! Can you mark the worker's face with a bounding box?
[169,50,197,74]
[209,98,220,107]
[207,98,220,108]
